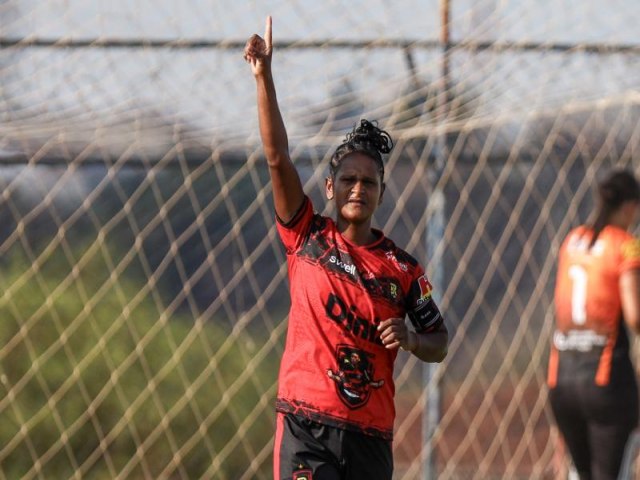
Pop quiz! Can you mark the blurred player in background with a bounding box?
[548,168,640,480]
[244,16,448,480]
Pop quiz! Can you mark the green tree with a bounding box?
[0,243,277,479]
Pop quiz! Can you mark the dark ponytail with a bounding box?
[588,168,640,248]
[329,119,393,181]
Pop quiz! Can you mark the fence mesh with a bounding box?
[0,1,639,478]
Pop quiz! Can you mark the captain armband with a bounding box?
[407,298,443,333]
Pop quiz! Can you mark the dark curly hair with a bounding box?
[329,119,394,181]
[589,168,640,248]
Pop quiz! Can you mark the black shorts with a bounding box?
[273,412,393,480]
[549,381,639,480]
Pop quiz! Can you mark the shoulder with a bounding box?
[393,243,420,268]
[603,225,635,242]
[276,196,333,252]
[618,234,640,264]
[601,226,638,251]
[562,225,589,246]
[600,227,640,266]
[374,236,421,270]
[277,196,330,231]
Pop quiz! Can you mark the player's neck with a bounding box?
[338,221,377,246]
[608,208,633,231]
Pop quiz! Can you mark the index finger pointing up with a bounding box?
[265,15,272,49]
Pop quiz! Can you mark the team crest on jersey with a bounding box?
[390,282,398,299]
[622,239,640,261]
[327,345,384,409]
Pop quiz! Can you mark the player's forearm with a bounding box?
[255,72,290,169]
[410,326,448,363]
[254,70,305,223]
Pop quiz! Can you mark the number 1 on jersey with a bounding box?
[568,264,587,325]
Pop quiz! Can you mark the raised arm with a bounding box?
[244,16,304,223]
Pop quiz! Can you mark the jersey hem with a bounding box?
[276,398,393,441]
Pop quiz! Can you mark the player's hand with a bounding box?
[378,317,417,352]
[244,16,273,77]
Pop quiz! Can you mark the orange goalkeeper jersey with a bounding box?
[548,225,640,387]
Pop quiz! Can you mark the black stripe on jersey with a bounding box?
[297,214,407,307]
[276,197,310,228]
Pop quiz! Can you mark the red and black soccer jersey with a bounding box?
[275,196,442,440]
[548,225,640,388]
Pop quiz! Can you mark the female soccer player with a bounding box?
[244,16,448,480]
[548,168,640,480]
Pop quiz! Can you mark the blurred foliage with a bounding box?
[0,242,278,479]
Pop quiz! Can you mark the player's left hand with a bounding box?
[378,317,417,352]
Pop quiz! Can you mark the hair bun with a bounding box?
[345,119,393,155]
[329,119,394,181]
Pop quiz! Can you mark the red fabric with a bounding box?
[273,412,284,479]
[275,196,435,439]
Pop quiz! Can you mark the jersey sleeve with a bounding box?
[405,270,444,333]
[619,236,640,272]
[275,195,314,254]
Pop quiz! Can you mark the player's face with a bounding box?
[326,153,384,225]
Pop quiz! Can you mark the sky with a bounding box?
[3,0,638,44]
[0,0,638,149]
